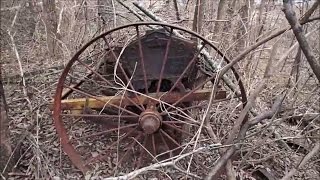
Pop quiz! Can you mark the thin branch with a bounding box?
[132,2,244,100]
[281,142,320,180]
[115,0,144,21]
[205,92,286,180]
[132,2,166,22]
[6,9,32,109]
[275,27,319,68]
[217,15,319,82]
[173,0,181,20]
[224,81,266,145]
[103,143,225,180]
[282,0,320,83]
[299,0,319,23]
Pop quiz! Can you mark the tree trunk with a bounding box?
[234,0,249,53]
[213,0,236,56]
[214,0,227,34]
[192,0,205,34]
[42,0,60,57]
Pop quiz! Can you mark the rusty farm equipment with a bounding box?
[52,22,247,175]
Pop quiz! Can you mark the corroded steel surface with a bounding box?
[139,109,162,134]
[121,29,197,91]
[52,22,248,174]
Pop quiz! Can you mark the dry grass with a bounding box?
[1,0,319,179]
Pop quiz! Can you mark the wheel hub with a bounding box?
[139,109,162,134]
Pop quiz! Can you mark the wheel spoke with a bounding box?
[102,36,146,111]
[76,58,113,86]
[137,135,149,168]
[166,75,215,112]
[159,131,172,158]
[163,122,194,137]
[123,93,145,112]
[86,127,139,164]
[160,129,180,147]
[151,134,157,156]
[167,43,206,94]
[135,25,149,94]
[116,133,142,167]
[74,124,137,141]
[156,27,173,95]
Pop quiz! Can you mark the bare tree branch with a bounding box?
[173,0,181,20]
[217,15,319,82]
[103,143,226,180]
[281,142,320,180]
[205,91,286,180]
[299,0,319,23]
[192,0,205,34]
[282,0,320,83]
[6,9,32,110]
[115,0,144,21]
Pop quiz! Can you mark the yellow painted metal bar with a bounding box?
[58,89,226,110]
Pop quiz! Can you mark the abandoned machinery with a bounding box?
[52,22,247,174]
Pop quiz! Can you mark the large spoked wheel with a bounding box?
[53,22,247,176]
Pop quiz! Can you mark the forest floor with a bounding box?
[1,1,320,179]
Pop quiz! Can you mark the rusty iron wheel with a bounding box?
[53,22,247,175]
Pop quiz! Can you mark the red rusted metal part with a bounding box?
[121,28,197,92]
[53,62,89,173]
[55,22,247,103]
[139,109,162,134]
[52,22,248,174]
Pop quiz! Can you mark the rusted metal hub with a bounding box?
[139,109,162,134]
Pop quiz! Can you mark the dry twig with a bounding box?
[281,142,320,180]
[115,0,144,21]
[7,9,32,110]
[205,91,286,179]
[102,143,226,180]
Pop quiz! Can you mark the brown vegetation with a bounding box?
[0,0,319,179]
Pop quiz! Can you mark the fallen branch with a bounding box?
[208,80,267,180]
[280,142,320,180]
[103,143,225,180]
[133,2,166,22]
[205,91,286,179]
